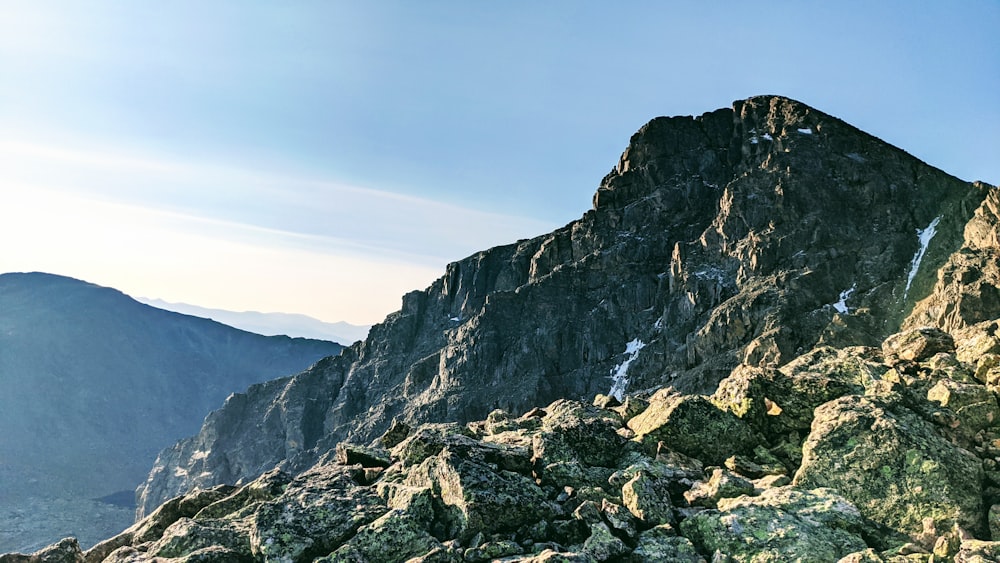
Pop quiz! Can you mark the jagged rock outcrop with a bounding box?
[136,95,992,517]
[16,319,1000,561]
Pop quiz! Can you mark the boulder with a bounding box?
[334,442,391,468]
[625,525,705,562]
[628,391,761,464]
[683,467,755,508]
[404,449,555,542]
[532,400,627,469]
[146,518,252,560]
[0,538,84,563]
[319,510,442,562]
[793,396,984,540]
[712,350,873,438]
[926,378,999,434]
[249,462,387,562]
[581,522,628,562]
[621,472,675,526]
[680,486,868,561]
[882,328,956,363]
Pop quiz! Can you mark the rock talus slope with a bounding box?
[137,95,988,517]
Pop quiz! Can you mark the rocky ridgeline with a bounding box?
[8,324,1000,562]
[6,96,1000,562]
[136,95,990,516]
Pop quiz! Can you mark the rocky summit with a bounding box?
[4,95,1000,562]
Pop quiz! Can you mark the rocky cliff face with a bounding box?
[136,95,990,519]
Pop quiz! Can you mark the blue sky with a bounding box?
[2,1,998,324]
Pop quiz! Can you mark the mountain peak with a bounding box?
[134,98,995,520]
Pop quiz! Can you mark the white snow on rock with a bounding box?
[797,127,813,135]
[904,216,942,298]
[833,284,856,314]
[609,338,645,401]
[190,450,209,461]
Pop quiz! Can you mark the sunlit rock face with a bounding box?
[136,95,991,520]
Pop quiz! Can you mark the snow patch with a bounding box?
[833,284,856,314]
[190,450,209,461]
[654,317,664,331]
[449,316,461,322]
[609,338,645,401]
[762,133,773,141]
[173,467,189,478]
[904,216,941,298]
[797,127,813,135]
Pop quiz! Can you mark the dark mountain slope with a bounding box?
[137,95,990,516]
[0,272,341,552]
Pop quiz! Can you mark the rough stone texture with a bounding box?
[906,185,1000,334]
[0,538,84,563]
[248,462,386,562]
[926,378,1000,434]
[628,391,761,464]
[793,395,984,539]
[683,467,755,508]
[882,327,956,363]
[680,486,868,562]
[621,472,674,526]
[626,525,705,562]
[136,96,988,516]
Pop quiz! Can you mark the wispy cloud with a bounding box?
[0,139,556,324]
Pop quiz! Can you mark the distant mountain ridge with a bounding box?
[135,298,370,344]
[0,272,342,553]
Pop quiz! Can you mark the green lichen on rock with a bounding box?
[319,510,442,562]
[248,462,387,562]
[628,391,761,464]
[680,486,868,562]
[793,395,984,539]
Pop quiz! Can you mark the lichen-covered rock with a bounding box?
[0,538,84,563]
[683,467,755,508]
[532,400,626,469]
[506,549,598,562]
[463,539,523,562]
[131,484,240,545]
[954,539,1000,563]
[680,486,868,562]
[404,449,554,542]
[581,522,628,562]
[882,328,956,363]
[319,510,442,562]
[248,462,387,562]
[625,524,705,562]
[627,391,760,464]
[793,395,984,540]
[621,472,675,526]
[837,549,885,562]
[713,350,873,439]
[926,378,999,434]
[146,517,252,560]
[390,423,477,467]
